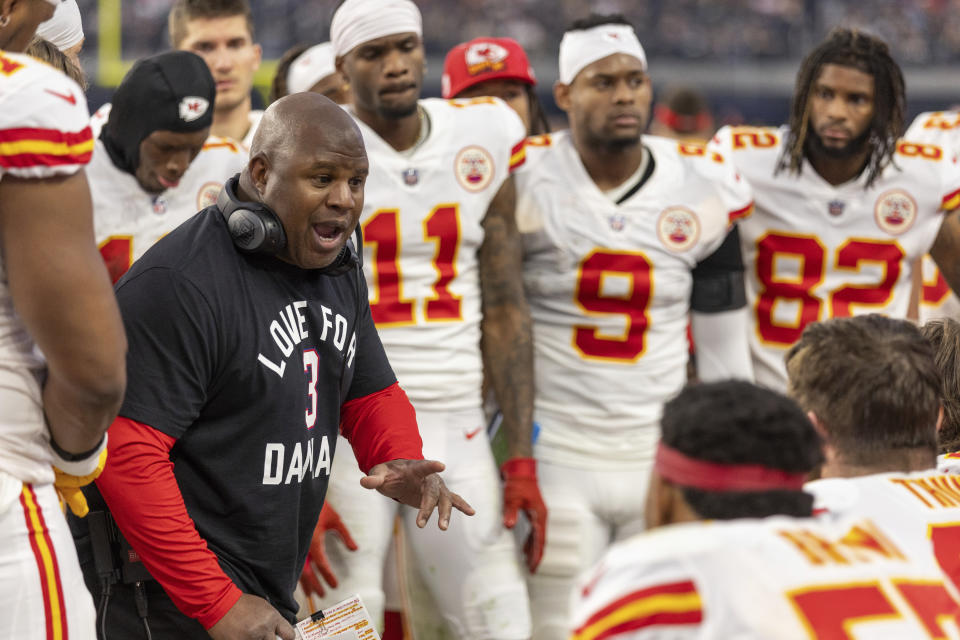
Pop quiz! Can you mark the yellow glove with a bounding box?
[53,447,108,518]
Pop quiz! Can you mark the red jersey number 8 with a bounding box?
[755,232,904,346]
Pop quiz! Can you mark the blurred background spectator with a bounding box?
[77,0,960,126]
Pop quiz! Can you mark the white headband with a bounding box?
[36,0,83,50]
[331,0,422,58]
[558,24,647,85]
[287,42,337,95]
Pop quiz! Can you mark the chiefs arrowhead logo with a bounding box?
[179,96,210,122]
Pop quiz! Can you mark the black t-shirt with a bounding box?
[114,207,396,620]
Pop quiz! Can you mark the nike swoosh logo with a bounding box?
[45,88,77,105]
[465,427,483,440]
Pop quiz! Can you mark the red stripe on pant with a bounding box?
[20,485,69,640]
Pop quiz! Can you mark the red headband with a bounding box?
[655,442,808,492]
[654,104,713,135]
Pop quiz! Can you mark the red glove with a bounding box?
[299,502,358,599]
[501,457,547,574]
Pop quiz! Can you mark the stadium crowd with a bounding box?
[77,0,960,63]
[7,0,960,639]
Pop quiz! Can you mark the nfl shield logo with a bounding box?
[152,196,168,215]
[402,168,419,186]
[828,200,845,216]
[609,214,626,231]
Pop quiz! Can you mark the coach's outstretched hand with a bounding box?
[207,593,294,640]
[361,459,475,529]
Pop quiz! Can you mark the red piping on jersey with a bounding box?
[941,186,960,211]
[655,441,807,491]
[94,417,242,629]
[340,382,424,473]
[728,201,754,225]
[573,580,702,640]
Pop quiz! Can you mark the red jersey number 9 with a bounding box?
[573,250,653,362]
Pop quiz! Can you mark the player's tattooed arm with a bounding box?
[931,210,960,294]
[479,176,535,458]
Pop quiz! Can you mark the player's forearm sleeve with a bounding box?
[340,382,423,473]
[94,416,242,629]
[691,307,754,382]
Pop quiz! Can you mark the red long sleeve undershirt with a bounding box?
[95,381,422,629]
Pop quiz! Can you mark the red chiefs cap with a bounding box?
[441,37,536,99]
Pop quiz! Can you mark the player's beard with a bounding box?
[377,96,419,120]
[586,127,642,154]
[806,127,872,159]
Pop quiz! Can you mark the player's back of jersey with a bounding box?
[571,515,960,639]
[906,111,960,324]
[353,97,526,412]
[807,469,960,590]
[0,51,93,483]
[90,136,246,283]
[516,132,752,467]
[711,124,960,390]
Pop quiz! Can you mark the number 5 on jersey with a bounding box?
[364,206,463,326]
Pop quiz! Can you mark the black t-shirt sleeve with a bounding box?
[691,226,747,313]
[115,267,219,438]
[344,276,397,403]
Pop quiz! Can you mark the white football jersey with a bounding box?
[906,111,960,323]
[354,97,526,411]
[807,470,960,590]
[89,136,247,282]
[515,132,752,469]
[939,452,960,475]
[0,52,92,484]
[570,515,960,640]
[711,125,960,390]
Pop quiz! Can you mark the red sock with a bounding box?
[383,609,406,640]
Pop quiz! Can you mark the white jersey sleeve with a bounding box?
[807,469,960,590]
[90,136,247,283]
[571,516,960,640]
[0,52,91,181]
[516,133,752,469]
[713,124,960,390]
[355,97,525,412]
[905,111,960,323]
[0,53,93,485]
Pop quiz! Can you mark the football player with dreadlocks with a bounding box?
[710,28,960,391]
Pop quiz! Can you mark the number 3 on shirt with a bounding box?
[756,232,904,346]
[573,250,653,362]
[363,207,462,326]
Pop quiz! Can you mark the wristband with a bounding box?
[501,456,537,478]
[50,433,108,476]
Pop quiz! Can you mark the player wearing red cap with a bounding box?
[442,37,550,136]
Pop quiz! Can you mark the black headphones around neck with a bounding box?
[216,174,362,276]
